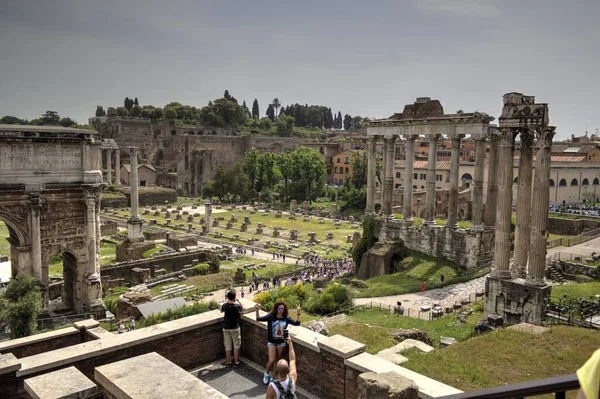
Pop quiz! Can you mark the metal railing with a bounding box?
[437,373,579,399]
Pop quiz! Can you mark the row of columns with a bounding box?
[100,148,121,185]
[366,133,495,231]
[491,127,555,286]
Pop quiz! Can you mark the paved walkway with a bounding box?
[546,237,600,258]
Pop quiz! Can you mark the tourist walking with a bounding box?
[240,287,245,298]
[255,302,301,384]
[129,317,136,331]
[117,320,125,334]
[221,289,243,368]
[421,281,426,293]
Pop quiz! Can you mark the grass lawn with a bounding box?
[402,325,600,395]
[49,242,117,277]
[149,272,234,297]
[350,251,487,298]
[327,307,483,354]
[552,281,600,299]
[109,205,358,259]
[219,255,305,281]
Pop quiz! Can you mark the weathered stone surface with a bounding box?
[358,241,408,280]
[357,371,418,399]
[116,291,152,320]
[306,320,329,336]
[25,366,99,399]
[390,329,433,347]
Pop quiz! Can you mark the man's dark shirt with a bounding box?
[221,302,242,329]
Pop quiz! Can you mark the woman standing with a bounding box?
[255,301,301,384]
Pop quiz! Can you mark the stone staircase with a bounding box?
[546,264,566,284]
[152,284,197,301]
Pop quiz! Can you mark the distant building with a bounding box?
[120,164,157,186]
[331,149,364,185]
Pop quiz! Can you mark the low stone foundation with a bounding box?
[484,277,551,325]
[115,241,156,262]
[382,219,494,269]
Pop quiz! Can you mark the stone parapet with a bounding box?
[0,327,80,359]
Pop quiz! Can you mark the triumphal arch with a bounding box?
[0,124,105,318]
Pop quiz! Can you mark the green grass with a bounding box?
[328,307,483,353]
[402,325,600,396]
[350,251,486,298]
[48,242,117,277]
[0,221,9,257]
[141,244,165,259]
[551,281,600,299]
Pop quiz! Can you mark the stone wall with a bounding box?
[0,328,81,359]
[556,261,599,279]
[547,217,600,236]
[381,219,494,270]
[100,195,128,208]
[100,187,177,208]
[100,221,118,236]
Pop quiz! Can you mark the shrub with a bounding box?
[352,215,380,270]
[304,283,353,315]
[193,263,210,275]
[0,275,42,338]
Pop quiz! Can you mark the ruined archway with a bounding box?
[0,125,105,318]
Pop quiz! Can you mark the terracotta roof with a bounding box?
[394,160,450,170]
[515,154,588,163]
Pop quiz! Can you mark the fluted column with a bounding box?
[403,135,417,221]
[383,136,395,216]
[115,150,121,185]
[85,193,98,275]
[492,128,516,279]
[425,135,440,224]
[30,193,42,280]
[471,137,486,231]
[447,135,464,229]
[106,149,112,185]
[527,127,555,286]
[130,148,139,219]
[513,129,535,279]
[366,136,376,213]
[381,138,388,213]
[485,132,500,227]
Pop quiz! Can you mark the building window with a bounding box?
[549,179,555,187]
[337,158,340,163]
[582,178,589,186]
[140,180,147,187]
[594,178,600,185]
[396,172,401,179]
[344,156,350,164]
[421,185,425,189]
[571,178,578,186]
[420,173,426,180]
[514,176,519,183]
[436,174,442,182]
[345,167,349,174]
[559,179,567,186]
[414,173,418,179]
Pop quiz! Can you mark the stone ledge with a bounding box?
[86,327,115,340]
[317,334,365,359]
[0,353,21,374]
[18,310,222,377]
[345,352,462,399]
[0,326,78,352]
[24,366,99,399]
[73,319,100,330]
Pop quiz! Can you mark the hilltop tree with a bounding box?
[242,101,251,118]
[1,116,26,125]
[40,111,60,125]
[272,98,281,120]
[134,97,139,106]
[152,107,163,121]
[124,97,134,110]
[106,107,117,118]
[336,111,342,129]
[343,114,352,130]
[252,99,259,119]
[59,117,76,127]
[266,104,275,122]
[130,105,142,117]
[116,107,129,117]
[224,90,231,100]
[323,107,334,130]
[164,106,178,120]
[95,105,106,117]
[199,98,246,128]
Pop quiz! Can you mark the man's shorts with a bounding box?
[267,342,287,348]
[223,328,241,351]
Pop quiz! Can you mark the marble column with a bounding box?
[115,150,121,185]
[127,147,144,243]
[492,128,516,279]
[527,127,555,286]
[366,136,376,213]
[485,133,500,228]
[29,194,42,280]
[85,194,98,275]
[381,138,388,213]
[425,135,440,224]
[383,136,395,216]
[513,129,535,279]
[403,135,417,221]
[106,149,112,185]
[447,135,464,229]
[205,202,212,234]
[471,137,486,231]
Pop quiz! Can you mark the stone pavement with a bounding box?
[354,276,488,317]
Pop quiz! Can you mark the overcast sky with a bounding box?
[1,0,599,139]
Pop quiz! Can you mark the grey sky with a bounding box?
[0,0,598,139]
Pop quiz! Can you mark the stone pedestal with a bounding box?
[25,366,100,399]
[127,217,144,243]
[484,277,551,325]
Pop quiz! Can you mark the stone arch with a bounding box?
[559,179,567,186]
[319,147,324,154]
[171,129,177,137]
[549,179,555,186]
[458,208,465,221]
[582,178,589,186]
[461,173,473,180]
[571,178,578,186]
[594,178,600,185]
[513,176,519,183]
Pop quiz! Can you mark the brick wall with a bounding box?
[0,329,80,359]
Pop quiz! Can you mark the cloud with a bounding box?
[414,0,501,17]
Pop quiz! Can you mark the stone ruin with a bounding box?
[290,199,297,212]
[275,210,282,218]
[240,223,248,232]
[244,216,251,225]
[302,201,309,213]
[347,231,361,244]
[288,212,296,220]
[289,229,299,241]
[256,223,264,234]
[308,232,317,243]
[272,227,282,237]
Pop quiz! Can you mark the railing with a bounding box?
[437,373,579,399]
[562,227,600,246]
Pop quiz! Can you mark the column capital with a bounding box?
[403,134,419,141]
[427,134,442,142]
[487,127,502,141]
[535,126,556,148]
[519,128,535,147]
[500,128,518,146]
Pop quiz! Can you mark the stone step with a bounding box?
[375,349,408,365]
[393,339,435,353]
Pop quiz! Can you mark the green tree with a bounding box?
[106,107,117,118]
[116,107,129,117]
[243,148,259,196]
[130,105,142,117]
[252,99,259,119]
[242,101,251,118]
[199,98,246,128]
[152,107,163,121]
[210,164,250,202]
[323,107,334,129]
[266,104,275,122]
[259,117,272,131]
[289,147,326,201]
[272,98,281,120]
[59,117,77,127]
[351,116,364,130]
[1,115,26,124]
[276,114,295,136]
[164,106,178,120]
[0,274,42,338]
[336,111,342,129]
[134,97,139,106]
[40,111,60,125]
[95,105,106,117]
[343,114,352,130]
[350,151,367,189]
[277,151,293,202]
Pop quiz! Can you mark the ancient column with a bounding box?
[366,136,376,213]
[85,193,98,275]
[485,132,500,227]
[99,149,103,172]
[492,129,516,279]
[527,127,555,286]
[403,135,417,221]
[205,202,212,234]
[513,129,535,278]
[106,149,112,185]
[127,147,144,243]
[447,135,464,229]
[29,194,42,280]
[381,138,388,213]
[425,135,440,224]
[471,137,486,231]
[383,136,395,216]
[115,150,121,185]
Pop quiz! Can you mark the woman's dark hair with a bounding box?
[271,301,288,317]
